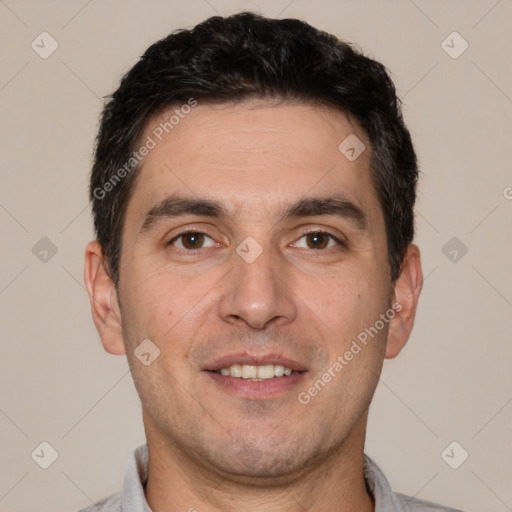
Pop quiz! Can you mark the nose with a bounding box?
[218,242,297,330]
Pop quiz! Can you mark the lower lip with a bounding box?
[204,371,306,399]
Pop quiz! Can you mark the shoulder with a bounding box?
[395,492,464,512]
[74,492,121,512]
[363,454,463,512]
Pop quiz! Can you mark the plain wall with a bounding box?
[1,1,511,511]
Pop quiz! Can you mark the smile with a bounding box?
[216,363,296,380]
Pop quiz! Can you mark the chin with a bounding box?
[201,435,323,484]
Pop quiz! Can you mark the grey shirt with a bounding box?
[77,445,462,512]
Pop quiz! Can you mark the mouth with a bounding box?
[214,363,298,380]
[202,354,307,399]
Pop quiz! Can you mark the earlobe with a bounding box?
[385,244,423,359]
[84,241,126,355]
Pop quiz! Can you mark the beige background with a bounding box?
[1,0,511,511]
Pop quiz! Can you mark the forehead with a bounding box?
[126,101,380,225]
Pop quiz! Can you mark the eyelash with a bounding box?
[167,230,345,254]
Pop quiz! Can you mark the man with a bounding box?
[82,12,461,512]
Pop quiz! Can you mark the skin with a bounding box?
[85,101,422,512]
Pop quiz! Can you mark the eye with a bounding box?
[169,232,217,251]
[292,231,342,250]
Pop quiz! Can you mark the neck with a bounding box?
[144,414,374,512]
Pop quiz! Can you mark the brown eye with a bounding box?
[305,232,330,249]
[169,232,216,251]
[181,232,205,249]
[291,231,342,251]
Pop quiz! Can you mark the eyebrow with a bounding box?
[139,193,367,234]
[140,195,228,233]
[281,195,367,231]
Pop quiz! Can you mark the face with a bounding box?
[88,101,418,482]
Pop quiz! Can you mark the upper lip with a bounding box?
[202,352,308,372]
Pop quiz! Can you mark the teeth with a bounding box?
[218,363,295,379]
[274,365,285,377]
[257,364,274,379]
[241,365,257,379]
[231,364,242,378]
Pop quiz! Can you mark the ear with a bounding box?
[385,244,423,359]
[84,241,125,355]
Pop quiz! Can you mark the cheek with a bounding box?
[304,268,388,338]
[119,265,177,344]
[121,260,219,350]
